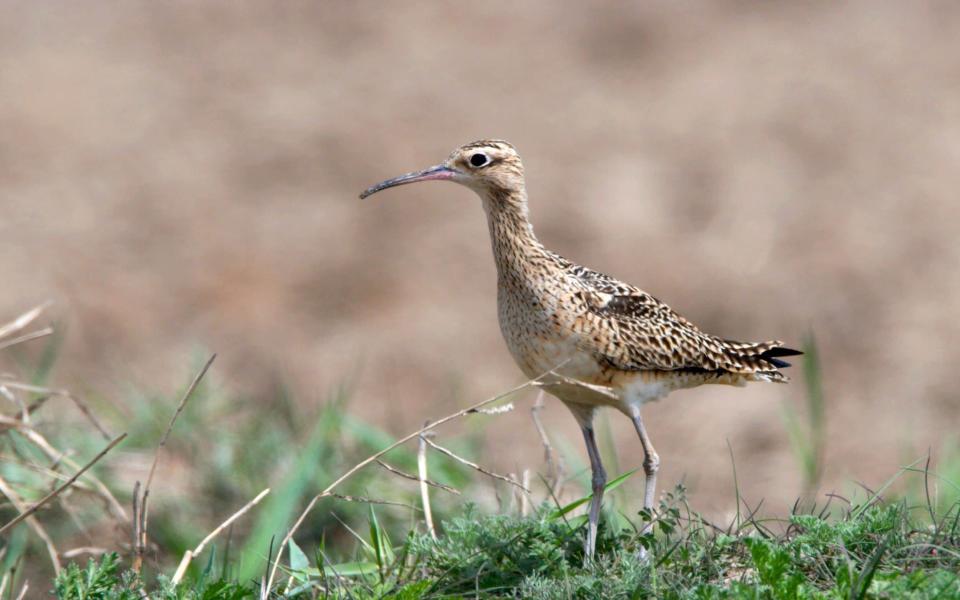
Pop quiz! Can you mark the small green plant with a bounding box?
[54,482,960,599]
[55,553,255,599]
[54,553,130,600]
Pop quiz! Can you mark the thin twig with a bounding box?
[62,547,108,559]
[62,393,111,441]
[135,488,149,572]
[328,493,419,510]
[26,395,50,416]
[418,423,436,540]
[533,374,618,401]
[0,476,61,574]
[131,481,141,568]
[264,373,546,593]
[0,434,127,537]
[467,402,514,416]
[0,302,50,341]
[923,451,936,532]
[5,423,125,520]
[422,436,530,493]
[0,381,54,392]
[530,391,563,496]
[143,354,217,493]
[0,381,111,440]
[0,327,53,352]
[136,354,216,573]
[375,460,460,495]
[0,454,86,485]
[518,470,531,516]
[0,386,27,425]
[498,475,510,513]
[171,487,270,584]
[0,414,24,432]
[13,581,27,600]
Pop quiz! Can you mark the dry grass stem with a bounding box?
[61,547,108,558]
[62,392,111,441]
[264,371,551,594]
[0,327,53,352]
[136,353,216,573]
[375,460,460,495]
[0,302,50,341]
[0,381,111,440]
[467,402,515,415]
[143,354,217,493]
[0,414,26,432]
[26,394,50,415]
[518,470,531,516]
[170,487,270,585]
[422,436,530,493]
[0,386,27,424]
[14,581,28,600]
[131,481,142,570]
[328,493,419,510]
[418,425,437,540]
[0,433,127,537]
[7,421,126,520]
[533,375,618,401]
[0,475,61,573]
[530,391,563,496]
[0,453,81,484]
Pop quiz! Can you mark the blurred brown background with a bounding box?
[2,2,959,516]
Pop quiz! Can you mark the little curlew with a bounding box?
[360,140,800,559]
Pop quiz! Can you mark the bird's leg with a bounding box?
[580,424,607,560]
[630,411,660,534]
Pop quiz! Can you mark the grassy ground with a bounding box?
[3,307,960,598]
[54,488,960,598]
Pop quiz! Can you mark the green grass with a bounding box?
[54,485,960,598]
[0,344,478,594]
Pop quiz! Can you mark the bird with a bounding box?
[359,140,800,559]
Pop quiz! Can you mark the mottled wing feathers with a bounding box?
[567,265,801,378]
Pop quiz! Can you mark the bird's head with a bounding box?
[359,140,525,200]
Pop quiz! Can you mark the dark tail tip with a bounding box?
[760,346,803,369]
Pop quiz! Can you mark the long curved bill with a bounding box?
[359,164,457,199]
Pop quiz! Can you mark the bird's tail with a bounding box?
[721,339,803,381]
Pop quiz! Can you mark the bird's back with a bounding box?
[494,250,799,409]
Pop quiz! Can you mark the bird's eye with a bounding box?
[469,153,489,168]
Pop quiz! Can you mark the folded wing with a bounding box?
[567,265,802,377]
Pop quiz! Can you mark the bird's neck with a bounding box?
[481,187,549,285]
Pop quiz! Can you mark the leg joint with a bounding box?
[643,452,660,475]
[591,466,607,491]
